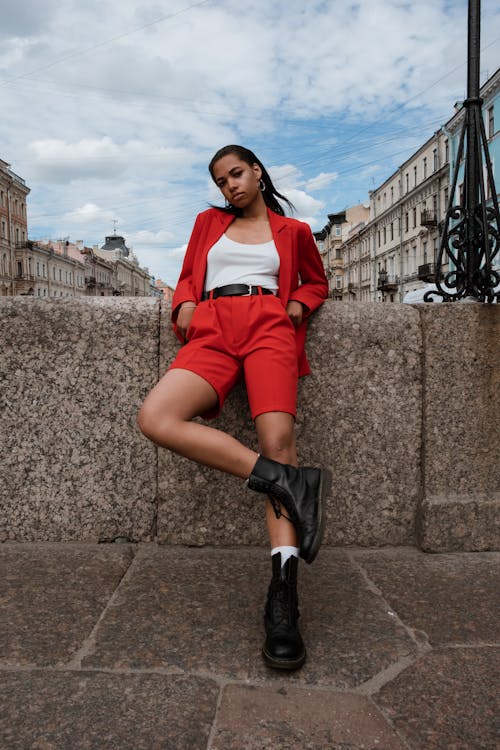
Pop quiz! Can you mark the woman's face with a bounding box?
[211,154,262,209]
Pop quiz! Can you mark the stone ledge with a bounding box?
[0,298,498,550]
[418,493,500,552]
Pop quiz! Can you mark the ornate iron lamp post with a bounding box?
[425,0,500,302]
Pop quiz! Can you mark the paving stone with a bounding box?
[353,548,500,644]
[374,647,499,750]
[83,547,417,688]
[211,684,407,749]
[0,543,133,666]
[0,670,218,750]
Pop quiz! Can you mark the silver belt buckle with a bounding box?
[243,284,253,296]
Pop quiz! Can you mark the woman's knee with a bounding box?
[258,428,296,463]
[136,399,179,445]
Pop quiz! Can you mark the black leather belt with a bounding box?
[202,284,274,301]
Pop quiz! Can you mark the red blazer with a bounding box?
[172,207,328,376]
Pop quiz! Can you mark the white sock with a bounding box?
[271,545,299,568]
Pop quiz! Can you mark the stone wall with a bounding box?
[0,297,498,551]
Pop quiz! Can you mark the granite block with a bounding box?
[82,547,417,689]
[0,543,133,666]
[418,305,500,550]
[0,297,159,542]
[374,647,500,750]
[212,684,407,750]
[158,302,422,547]
[419,493,500,551]
[0,670,218,750]
[354,547,500,645]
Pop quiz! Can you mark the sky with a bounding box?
[1,0,499,286]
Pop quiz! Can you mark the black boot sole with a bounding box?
[262,646,306,671]
[302,467,332,564]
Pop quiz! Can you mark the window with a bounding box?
[488,106,494,138]
[59,269,62,281]
[1,221,5,238]
[17,261,23,276]
[433,148,438,171]
[336,275,342,289]
[413,165,417,187]
[383,226,387,245]
[433,194,438,214]
[390,222,394,241]
[444,187,449,209]
[335,249,341,259]
[423,241,428,263]
[390,186,394,204]
[405,173,409,193]
[37,261,40,276]
[378,230,381,248]
[413,207,417,228]
[423,157,427,179]
[334,225,341,237]
[445,139,449,163]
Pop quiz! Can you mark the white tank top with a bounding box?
[204,233,279,293]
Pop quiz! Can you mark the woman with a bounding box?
[137,145,330,670]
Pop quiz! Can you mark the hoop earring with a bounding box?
[259,179,266,192]
[225,198,232,207]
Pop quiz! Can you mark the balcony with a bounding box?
[85,276,96,287]
[421,209,437,227]
[418,263,437,282]
[377,270,399,291]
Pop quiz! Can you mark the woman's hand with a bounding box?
[176,302,196,341]
[286,300,304,327]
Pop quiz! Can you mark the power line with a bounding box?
[0,0,212,88]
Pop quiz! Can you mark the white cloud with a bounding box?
[306,172,339,191]
[62,203,116,225]
[126,229,174,246]
[1,0,499,285]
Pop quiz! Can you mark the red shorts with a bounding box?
[169,293,299,420]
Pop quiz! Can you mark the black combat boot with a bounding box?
[247,455,330,564]
[262,552,306,670]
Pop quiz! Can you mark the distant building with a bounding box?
[154,278,175,303]
[0,159,30,296]
[314,205,369,300]
[93,233,151,296]
[317,67,499,302]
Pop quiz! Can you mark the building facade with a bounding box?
[314,205,369,300]
[319,67,499,302]
[0,160,30,296]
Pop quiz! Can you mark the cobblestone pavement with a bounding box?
[1,543,498,749]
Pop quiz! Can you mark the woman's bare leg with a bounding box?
[254,411,299,549]
[137,368,257,478]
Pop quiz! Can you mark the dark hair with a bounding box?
[208,144,294,216]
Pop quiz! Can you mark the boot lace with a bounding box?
[266,582,298,631]
[268,495,294,525]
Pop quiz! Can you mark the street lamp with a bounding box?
[425,0,500,303]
